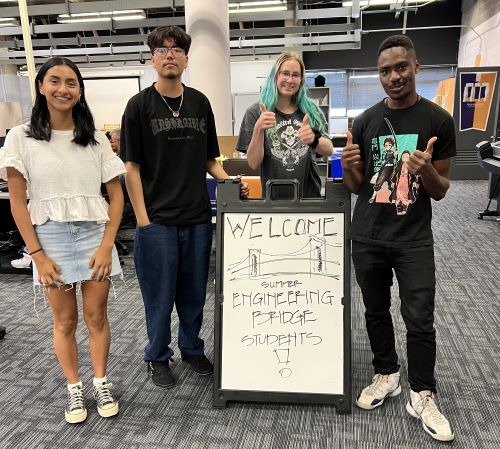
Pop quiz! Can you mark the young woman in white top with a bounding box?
[0,57,126,424]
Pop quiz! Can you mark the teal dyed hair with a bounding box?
[259,52,326,133]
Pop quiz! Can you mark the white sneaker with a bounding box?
[11,253,32,269]
[356,372,402,410]
[406,390,454,442]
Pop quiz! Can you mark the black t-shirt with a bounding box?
[350,97,456,247]
[236,102,325,199]
[121,84,219,225]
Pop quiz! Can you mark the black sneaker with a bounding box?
[65,385,87,424]
[147,361,175,389]
[181,354,214,375]
[93,382,119,418]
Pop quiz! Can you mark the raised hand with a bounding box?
[255,103,276,132]
[298,114,315,145]
[341,130,361,171]
[408,136,437,176]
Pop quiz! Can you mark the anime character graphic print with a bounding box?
[368,118,420,215]
[268,117,309,171]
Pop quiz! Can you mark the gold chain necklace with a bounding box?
[159,92,183,118]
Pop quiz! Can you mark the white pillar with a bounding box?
[184,0,233,135]
[18,0,36,104]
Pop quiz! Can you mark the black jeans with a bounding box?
[352,241,437,393]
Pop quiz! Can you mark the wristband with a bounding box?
[311,129,322,149]
[29,248,43,256]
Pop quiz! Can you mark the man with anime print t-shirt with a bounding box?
[341,34,456,442]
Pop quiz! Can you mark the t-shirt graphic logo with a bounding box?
[270,123,308,171]
[369,118,420,216]
[150,117,206,136]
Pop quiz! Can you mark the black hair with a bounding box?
[26,57,97,147]
[377,34,416,57]
[383,137,395,146]
[147,26,191,55]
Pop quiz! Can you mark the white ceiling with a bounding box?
[0,0,446,67]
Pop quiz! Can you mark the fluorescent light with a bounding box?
[57,10,145,24]
[229,0,287,13]
[229,1,285,6]
[343,1,435,6]
[229,5,287,13]
[113,13,147,21]
[0,18,18,27]
[58,17,113,23]
[350,74,379,79]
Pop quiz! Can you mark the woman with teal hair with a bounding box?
[236,52,333,198]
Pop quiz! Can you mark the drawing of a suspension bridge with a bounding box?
[227,235,342,281]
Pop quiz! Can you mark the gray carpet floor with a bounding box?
[0,180,498,449]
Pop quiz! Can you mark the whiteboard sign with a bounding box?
[221,212,345,394]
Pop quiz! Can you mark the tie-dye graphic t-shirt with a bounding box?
[350,97,456,247]
[237,103,327,199]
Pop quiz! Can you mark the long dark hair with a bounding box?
[26,57,97,146]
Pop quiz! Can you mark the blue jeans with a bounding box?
[134,222,213,362]
[352,241,437,393]
[34,220,121,285]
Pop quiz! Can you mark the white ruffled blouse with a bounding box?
[0,124,126,225]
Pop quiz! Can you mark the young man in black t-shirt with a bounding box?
[121,26,247,390]
[342,35,455,442]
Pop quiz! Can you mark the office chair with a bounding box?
[101,177,135,259]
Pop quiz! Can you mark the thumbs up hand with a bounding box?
[298,114,315,145]
[341,130,361,171]
[255,103,276,133]
[408,136,437,176]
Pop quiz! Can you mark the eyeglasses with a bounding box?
[154,47,186,57]
[278,70,302,80]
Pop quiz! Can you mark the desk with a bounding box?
[479,157,500,176]
[478,158,500,219]
[0,191,31,274]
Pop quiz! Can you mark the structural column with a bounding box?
[184,0,232,135]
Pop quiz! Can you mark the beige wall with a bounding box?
[0,101,22,137]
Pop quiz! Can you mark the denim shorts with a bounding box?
[33,220,122,286]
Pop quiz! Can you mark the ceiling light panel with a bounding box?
[342,1,435,6]
[57,10,146,24]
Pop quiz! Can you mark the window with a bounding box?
[307,66,456,119]
[305,70,348,117]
